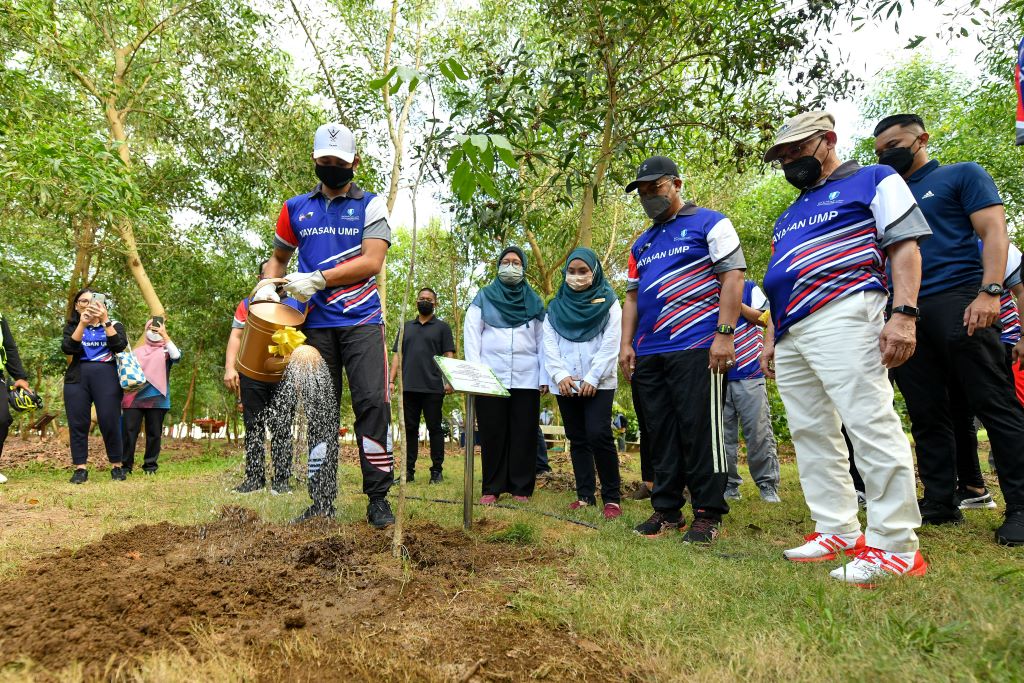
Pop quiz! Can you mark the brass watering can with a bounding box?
[235,278,307,383]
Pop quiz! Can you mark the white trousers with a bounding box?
[775,291,920,552]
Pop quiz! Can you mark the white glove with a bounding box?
[283,270,327,303]
[252,284,281,303]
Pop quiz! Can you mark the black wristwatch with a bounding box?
[103,321,113,328]
[980,283,1003,296]
[716,324,735,335]
[891,305,920,320]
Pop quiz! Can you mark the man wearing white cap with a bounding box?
[760,111,932,586]
[258,122,395,528]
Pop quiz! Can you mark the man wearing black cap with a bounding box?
[875,114,1024,546]
[619,156,745,544]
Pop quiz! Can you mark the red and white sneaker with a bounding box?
[783,532,865,563]
[602,503,622,520]
[568,500,591,511]
[829,547,928,587]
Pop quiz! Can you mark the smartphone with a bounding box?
[152,315,164,328]
[91,292,106,306]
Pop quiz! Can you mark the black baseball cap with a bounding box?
[873,114,925,138]
[625,156,680,193]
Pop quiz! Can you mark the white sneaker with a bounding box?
[0,472,7,484]
[783,531,865,563]
[829,547,928,587]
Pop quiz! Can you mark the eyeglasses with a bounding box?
[771,134,825,168]
[636,177,674,199]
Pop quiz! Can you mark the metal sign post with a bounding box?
[433,357,509,530]
[463,394,476,529]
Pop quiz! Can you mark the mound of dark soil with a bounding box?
[0,507,629,681]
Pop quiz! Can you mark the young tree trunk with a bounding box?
[180,340,203,441]
[67,216,99,316]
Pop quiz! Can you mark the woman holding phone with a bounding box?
[121,317,181,474]
[62,289,129,483]
[543,248,623,518]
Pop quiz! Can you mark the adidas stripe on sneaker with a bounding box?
[829,547,928,587]
[783,532,865,563]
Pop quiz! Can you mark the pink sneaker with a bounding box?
[511,495,529,503]
[603,503,622,520]
[568,500,591,511]
[479,494,498,505]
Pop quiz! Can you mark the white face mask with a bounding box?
[565,273,593,291]
[146,331,163,343]
[498,263,524,285]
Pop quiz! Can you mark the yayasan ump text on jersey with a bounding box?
[273,184,391,329]
[626,204,746,357]
[762,162,931,341]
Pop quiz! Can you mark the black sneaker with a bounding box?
[367,498,395,529]
[918,497,964,526]
[682,517,720,544]
[70,469,88,484]
[110,467,127,481]
[270,481,293,495]
[633,511,682,538]
[292,502,336,524]
[957,487,997,510]
[995,509,1024,547]
[231,479,264,494]
[429,471,443,484]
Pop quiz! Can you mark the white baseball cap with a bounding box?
[312,123,356,162]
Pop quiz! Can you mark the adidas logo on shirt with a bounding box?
[922,190,935,199]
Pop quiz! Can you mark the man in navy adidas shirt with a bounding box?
[761,111,932,586]
[619,156,745,544]
[257,122,395,528]
[722,279,781,504]
[874,114,1024,546]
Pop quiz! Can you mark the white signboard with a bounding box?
[434,357,510,397]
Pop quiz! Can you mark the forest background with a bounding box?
[1,0,1022,440]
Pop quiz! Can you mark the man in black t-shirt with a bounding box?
[389,288,456,483]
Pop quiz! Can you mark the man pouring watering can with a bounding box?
[255,122,395,528]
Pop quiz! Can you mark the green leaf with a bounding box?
[489,134,514,151]
[470,134,490,152]
[904,35,926,49]
[476,170,498,197]
[447,58,470,81]
[368,66,398,90]
[446,149,463,175]
[497,147,517,168]
[452,161,473,202]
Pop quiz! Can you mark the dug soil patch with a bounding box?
[0,507,628,681]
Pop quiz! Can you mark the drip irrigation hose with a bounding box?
[404,495,599,530]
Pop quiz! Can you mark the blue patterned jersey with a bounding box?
[274,183,391,329]
[728,280,768,381]
[763,162,930,341]
[626,205,745,356]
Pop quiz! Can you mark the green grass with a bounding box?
[2,442,1023,681]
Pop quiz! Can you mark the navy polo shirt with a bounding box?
[906,160,1004,298]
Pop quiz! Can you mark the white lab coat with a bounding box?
[543,300,621,395]
[463,303,545,390]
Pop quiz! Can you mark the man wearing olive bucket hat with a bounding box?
[256,123,395,529]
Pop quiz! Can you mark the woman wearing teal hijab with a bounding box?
[465,246,548,504]
[543,247,623,519]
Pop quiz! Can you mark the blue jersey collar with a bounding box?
[907,159,940,183]
[309,182,366,200]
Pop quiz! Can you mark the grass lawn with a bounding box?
[1,441,1022,681]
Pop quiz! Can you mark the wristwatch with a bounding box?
[716,324,735,335]
[891,305,920,319]
[103,321,113,328]
[980,283,1003,296]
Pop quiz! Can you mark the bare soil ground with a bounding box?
[0,507,631,682]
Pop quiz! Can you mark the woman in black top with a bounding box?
[1,312,33,484]
[62,289,128,483]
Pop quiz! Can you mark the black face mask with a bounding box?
[782,155,823,190]
[315,163,354,189]
[878,146,916,175]
[417,301,434,316]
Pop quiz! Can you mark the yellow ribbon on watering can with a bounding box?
[268,326,306,357]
